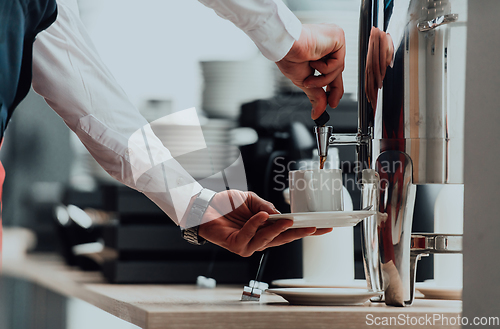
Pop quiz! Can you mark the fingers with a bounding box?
[386,33,394,67]
[309,47,345,75]
[256,226,329,251]
[310,228,334,235]
[245,219,294,253]
[255,227,334,252]
[375,28,393,87]
[276,60,315,88]
[235,216,294,257]
[276,60,328,119]
[365,36,373,104]
[306,45,345,84]
[302,86,328,120]
[365,56,377,107]
[234,211,270,248]
[303,70,339,89]
[379,30,389,81]
[256,227,317,251]
[246,192,280,215]
[365,27,387,106]
[304,43,345,114]
[372,28,382,89]
[327,74,344,109]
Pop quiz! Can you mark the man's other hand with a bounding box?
[276,23,346,120]
[198,190,332,257]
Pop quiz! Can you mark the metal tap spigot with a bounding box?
[314,125,333,159]
[313,110,332,160]
[314,124,365,160]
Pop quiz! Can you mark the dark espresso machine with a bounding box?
[315,0,464,306]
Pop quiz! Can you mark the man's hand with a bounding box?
[198,190,332,257]
[365,27,394,107]
[276,23,346,120]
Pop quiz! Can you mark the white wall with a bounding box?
[77,0,260,112]
[76,0,362,112]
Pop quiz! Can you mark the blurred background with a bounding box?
[0,2,363,327]
[1,0,465,327]
[0,0,475,327]
[1,0,365,277]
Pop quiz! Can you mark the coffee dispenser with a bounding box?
[315,0,465,306]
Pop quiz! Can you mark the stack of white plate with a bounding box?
[151,119,240,179]
[201,58,275,119]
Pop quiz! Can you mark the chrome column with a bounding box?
[315,0,464,307]
[360,0,463,306]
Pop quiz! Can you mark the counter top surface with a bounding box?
[2,254,462,329]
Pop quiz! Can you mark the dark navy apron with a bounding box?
[0,0,57,262]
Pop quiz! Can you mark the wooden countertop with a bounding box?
[2,254,462,329]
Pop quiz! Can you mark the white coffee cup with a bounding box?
[289,168,344,213]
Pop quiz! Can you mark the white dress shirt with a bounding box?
[198,0,302,61]
[31,0,301,224]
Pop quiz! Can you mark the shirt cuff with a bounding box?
[246,1,302,62]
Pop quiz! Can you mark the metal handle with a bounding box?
[329,134,359,145]
[411,233,462,254]
[417,14,459,32]
[408,234,463,306]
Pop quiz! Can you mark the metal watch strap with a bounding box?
[181,188,216,245]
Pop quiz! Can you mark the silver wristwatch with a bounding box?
[181,188,217,245]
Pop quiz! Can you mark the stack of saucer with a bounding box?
[151,119,240,179]
[201,58,275,119]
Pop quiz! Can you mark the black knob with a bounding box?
[314,111,330,127]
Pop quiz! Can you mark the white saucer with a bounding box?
[268,210,376,228]
[271,278,368,289]
[266,288,382,306]
[415,283,462,300]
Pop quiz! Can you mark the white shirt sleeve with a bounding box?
[31,0,203,225]
[198,0,302,62]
